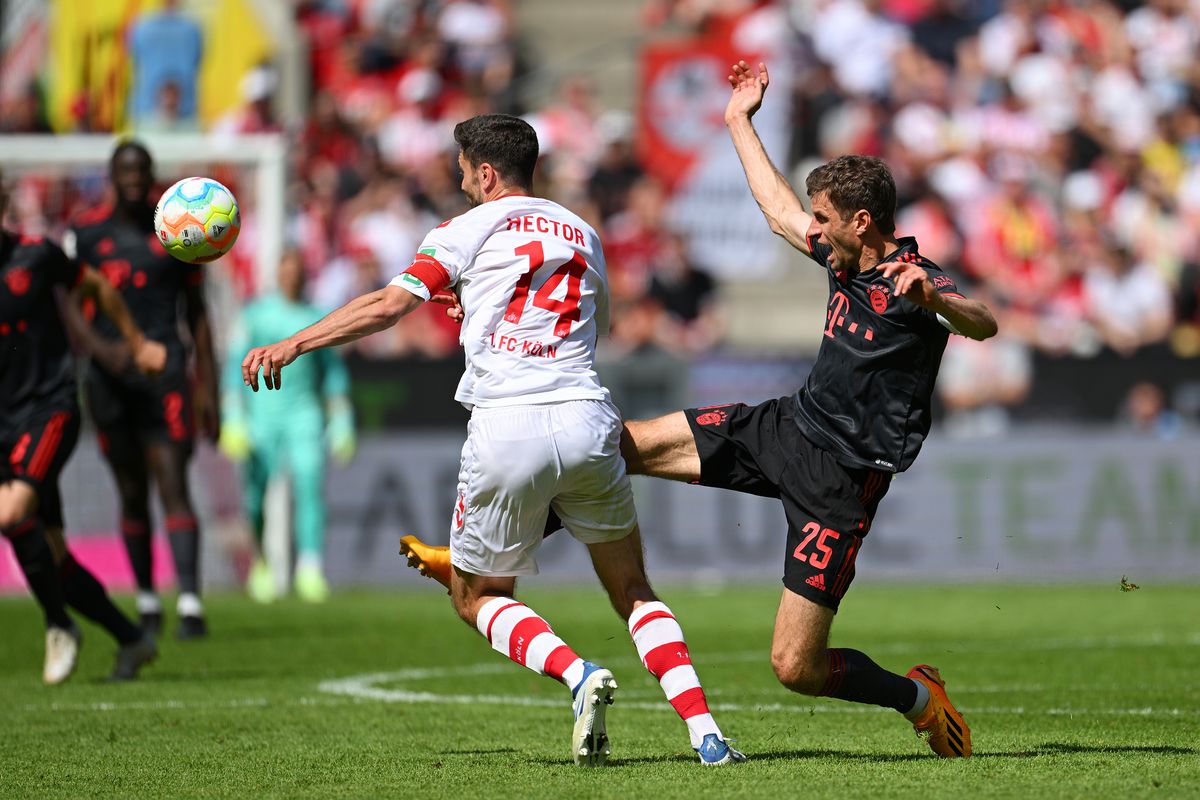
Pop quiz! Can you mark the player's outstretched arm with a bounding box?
[243,285,422,391]
[725,60,814,256]
[73,266,167,376]
[882,262,998,341]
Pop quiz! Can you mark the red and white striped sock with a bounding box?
[629,601,721,748]
[475,597,586,691]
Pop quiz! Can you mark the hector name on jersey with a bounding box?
[793,236,965,474]
[391,196,611,409]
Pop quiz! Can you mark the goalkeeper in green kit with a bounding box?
[219,250,355,602]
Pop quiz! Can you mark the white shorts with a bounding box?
[449,399,637,576]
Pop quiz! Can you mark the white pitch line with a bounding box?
[314,669,1200,718]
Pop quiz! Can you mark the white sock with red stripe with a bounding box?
[475,597,586,692]
[629,601,721,748]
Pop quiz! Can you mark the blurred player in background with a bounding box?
[242,115,743,767]
[405,63,1000,760]
[1,171,164,683]
[219,249,355,603]
[63,141,220,640]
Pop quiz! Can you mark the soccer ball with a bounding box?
[154,177,241,264]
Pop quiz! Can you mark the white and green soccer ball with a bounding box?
[153,177,241,264]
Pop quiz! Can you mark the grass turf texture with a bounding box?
[1,583,1197,799]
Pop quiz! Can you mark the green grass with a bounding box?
[1,583,1198,799]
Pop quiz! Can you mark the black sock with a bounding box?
[5,519,73,629]
[60,553,141,645]
[166,514,200,596]
[120,517,155,593]
[818,648,918,713]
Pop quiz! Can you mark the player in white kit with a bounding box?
[242,115,743,767]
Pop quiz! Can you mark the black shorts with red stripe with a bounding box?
[684,395,891,611]
[1,401,81,529]
[84,365,194,448]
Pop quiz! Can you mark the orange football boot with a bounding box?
[399,535,452,590]
[906,664,971,757]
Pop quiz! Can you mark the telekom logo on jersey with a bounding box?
[824,290,876,342]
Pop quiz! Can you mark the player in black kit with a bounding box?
[625,61,997,757]
[64,141,220,639]
[1,172,165,683]
[401,62,998,756]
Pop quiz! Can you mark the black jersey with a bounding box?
[793,236,963,473]
[0,232,84,419]
[68,205,201,376]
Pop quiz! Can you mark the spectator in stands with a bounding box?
[214,66,283,136]
[1120,381,1183,439]
[587,113,645,223]
[647,232,727,355]
[127,0,203,127]
[1084,240,1173,355]
[136,80,196,135]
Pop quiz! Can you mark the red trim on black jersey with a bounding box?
[27,412,69,480]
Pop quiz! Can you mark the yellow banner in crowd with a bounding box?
[48,0,272,132]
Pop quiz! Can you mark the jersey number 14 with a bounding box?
[504,241,587,337]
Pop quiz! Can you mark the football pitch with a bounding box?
[2,582,1197,799]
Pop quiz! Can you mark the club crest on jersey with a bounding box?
[694,409,728,427]
[4,266,31,296]
[869,285,890,314]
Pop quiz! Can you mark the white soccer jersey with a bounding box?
[390,196,611,408]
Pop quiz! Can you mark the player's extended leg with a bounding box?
[620,413,702,480]
[0,480,78,684]
[399,509,564,589]
[586,525,744,766]
[770,588,971,757]
[289,430,329,602]
[43,525,157,681]
[146,441,206,639]
[450,568,615,767]
[99,431,161,631]
[242,443,275,603]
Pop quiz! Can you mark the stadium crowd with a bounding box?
[3,0,1200,383]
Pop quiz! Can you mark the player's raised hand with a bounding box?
[881,261,938,309]
[133,337,168,377]
[430,288,464,323]
[242,339,300,392]
[725,60,769,124]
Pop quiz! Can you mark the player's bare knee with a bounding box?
[0,486,38,530]
[771,649,826,695]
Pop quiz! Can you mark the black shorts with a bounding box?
[1,401,81,529]
[685,396,891,611]
[85,367,194,448]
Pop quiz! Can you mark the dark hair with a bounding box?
[453,114,538,189]
[110,139,153,171]
[805,155,897,235]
